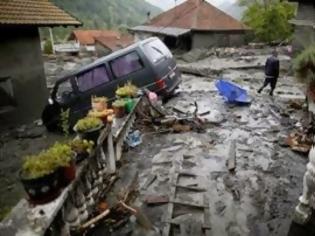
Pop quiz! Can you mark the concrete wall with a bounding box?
[292,3,315,53]
[95,43,112,57]
[192,31,246,49]
[0,26,48,125]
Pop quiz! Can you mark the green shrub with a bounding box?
[241,1,296,43]
[293,44,315,84]
[43,39,53,54]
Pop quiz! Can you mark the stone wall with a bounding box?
[192,31,246,49]
[0,26,48,125]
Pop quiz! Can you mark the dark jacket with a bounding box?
[265,56,279,79]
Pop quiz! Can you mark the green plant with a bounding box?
[60,108,70,137]
[241,0,296,43]
[112,99,126,107]
[43,39,53,55]
[70,139,94,154]
[293,43,315,84]
[74,117,103,132]
[116,82,138,97]
[22,143,73,179]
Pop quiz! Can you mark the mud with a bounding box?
[0,47,310,235]
[115,53,308,235]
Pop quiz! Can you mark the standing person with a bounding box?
[258,50,280,96]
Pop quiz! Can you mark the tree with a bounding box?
[240,0,296,43]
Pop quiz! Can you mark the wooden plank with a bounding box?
[142,174,157,190]
[162,173,178,236]
[227,140,236,172]
[175,184,206,192]
[203,196,211,236]
[107,131,116,173]
[172,199,207,208]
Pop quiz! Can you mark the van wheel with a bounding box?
[42,104,61,132]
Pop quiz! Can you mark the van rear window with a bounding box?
[144,40,171,64]
[110,52,144,78]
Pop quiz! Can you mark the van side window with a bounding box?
[110,52,144,78]
[144,40,171,64]
[76,66,110,92]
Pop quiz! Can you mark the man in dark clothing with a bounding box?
[258,50,280,96]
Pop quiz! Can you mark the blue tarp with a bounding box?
[215,79,251,104]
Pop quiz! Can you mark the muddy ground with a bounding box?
[96,50,309,236]
[0,46,311,235]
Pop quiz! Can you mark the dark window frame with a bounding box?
[75,64,111,92]
[109,51,145,79]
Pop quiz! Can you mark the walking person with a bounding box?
[258,50,280,96]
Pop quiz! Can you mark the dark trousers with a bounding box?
[259,77,278,94]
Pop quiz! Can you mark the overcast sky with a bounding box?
[146,0,237,11]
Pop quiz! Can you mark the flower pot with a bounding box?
[113,106,125,118]
[81,125,103,143]
[125,99,135,114]
[20,169,61,205]
[61,160,76,186]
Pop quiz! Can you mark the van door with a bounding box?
[108,50,153,91]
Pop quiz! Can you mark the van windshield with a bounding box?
[143,40,171,64]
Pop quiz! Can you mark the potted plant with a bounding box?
[74,117,103,143]
[112,99,126,118]
[70,139,94,163]
[124,98,136,114]
[116,82,138,98]
[20,143,74,204]
[48,142,75,186]
[91,96,108,112]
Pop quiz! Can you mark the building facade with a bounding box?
[0,0,81,125]
[130,0,249,50]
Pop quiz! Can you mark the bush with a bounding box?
[241,1,296,43]
[294,43,315,84]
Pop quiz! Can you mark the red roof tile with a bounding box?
[70,30,121,45]
[0,0,81,26]
[147,0,248,31]
[95,35,134,51]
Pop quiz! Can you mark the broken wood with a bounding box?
[142,174,157,190]
[119,201,137,214]
[175,184,206,192]
[80,209,110,230]
[227,140,236,172]
[144,195,169,205]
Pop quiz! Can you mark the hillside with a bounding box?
[48,0,161,40]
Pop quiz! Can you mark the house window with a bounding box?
[76,66,110,92]
[110,52,144,78]
[0,77,16,107]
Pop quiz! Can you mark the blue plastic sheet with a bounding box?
[215,79,251,104]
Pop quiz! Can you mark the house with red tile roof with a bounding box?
[130,0,250,49]
[69,30,134,54]
[0,0,81,124]
[94,34,134,56]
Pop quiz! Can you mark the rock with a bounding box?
[200,110,224,124]
[15,126,45,139]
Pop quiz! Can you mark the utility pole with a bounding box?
[49,27,55,54]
